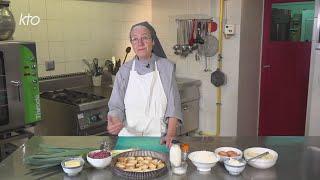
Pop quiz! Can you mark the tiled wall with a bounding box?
[10,0,151,77]
[9,0,243,135]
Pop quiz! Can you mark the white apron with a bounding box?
[118,60,167,136]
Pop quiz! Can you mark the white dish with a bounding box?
[224,158,246,175]
[214,147,243,162]
[244,147,278,169]
[61,157,84,176]
[188,151,219,172]
[87,150,112,169]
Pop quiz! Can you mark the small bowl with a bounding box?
[87,150,112,169]
[224,158,246,175]
[244,147,278,169]
[215,147,243,162]
[188,151,219,172]
[61,157,84,176]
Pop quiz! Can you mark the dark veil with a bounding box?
[130,21,167,58]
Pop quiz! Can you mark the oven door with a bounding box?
[0,43,25,133]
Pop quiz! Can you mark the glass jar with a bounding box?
[0,0,15,40]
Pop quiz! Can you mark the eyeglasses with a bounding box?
[130,36,152,44]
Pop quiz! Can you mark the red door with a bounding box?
[259,0,313,135]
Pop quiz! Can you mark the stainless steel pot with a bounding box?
[0,1,15,41]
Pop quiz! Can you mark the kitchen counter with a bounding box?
[0,136,319,179]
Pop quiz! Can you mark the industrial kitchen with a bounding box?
[0,0,320,180]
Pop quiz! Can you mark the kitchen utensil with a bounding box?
[203,35,219,71]
[188,20,196,46]
[210,21,218,32]
[93,58,99,76]
[246,152,270,162]
[211,68,226,87]
[203,35,219,57]
[195,24,204,44]
[122,47,131,65]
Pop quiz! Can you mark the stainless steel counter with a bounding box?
[0,136,319,180]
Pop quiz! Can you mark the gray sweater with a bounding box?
[108,53,183,124]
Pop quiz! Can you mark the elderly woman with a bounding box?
[107,21,182,147]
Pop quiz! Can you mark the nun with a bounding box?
[107,21,183,147]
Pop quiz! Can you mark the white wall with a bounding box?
[152,0,242,136]
[10,0,151,77]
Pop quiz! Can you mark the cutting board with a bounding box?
[114,136,169,153]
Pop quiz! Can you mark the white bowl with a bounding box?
[215,147,243,162]
[224,158,246,175]
[244,147,278,169]
[87,150,112,169]
[61,157,84,176]
[188,151,219,172]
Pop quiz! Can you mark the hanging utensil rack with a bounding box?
[173,17,216,58]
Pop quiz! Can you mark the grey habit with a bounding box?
[108,53,183,124]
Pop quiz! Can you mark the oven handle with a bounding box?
[10,80,22,101]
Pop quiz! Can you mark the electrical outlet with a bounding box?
[224,24,235,35]
[45,60,55,71]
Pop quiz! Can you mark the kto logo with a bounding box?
[19,13,40,26]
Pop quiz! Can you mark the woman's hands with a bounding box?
[107,115,124,135]
[161,117,178,148]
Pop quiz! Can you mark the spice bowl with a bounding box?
[224,158,246,175]
[87,150,112,169]
[61,157,85,176]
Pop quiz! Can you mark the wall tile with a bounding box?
[35,42,49,65]
[47,20,64,41]
[29,0,47,19]
[30,20,48,42]
[48,41,65,62]
[46,0,63,20]
[50,62,66,75]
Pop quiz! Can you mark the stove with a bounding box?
[41,89,104,105]
[35,73,109,136]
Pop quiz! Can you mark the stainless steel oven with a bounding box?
[0,41,41,133]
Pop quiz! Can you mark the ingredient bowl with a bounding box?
[188,151,219,172]
[214,147,243,162]
[87,150,112,169]
[244,147,278,169]
[61,157,84,176]
[224,158,246,175]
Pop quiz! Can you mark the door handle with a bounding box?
[263,65,271,69]
[10,80,22,101]
[183,105,189,111]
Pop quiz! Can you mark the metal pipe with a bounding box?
[216,0,224,136]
